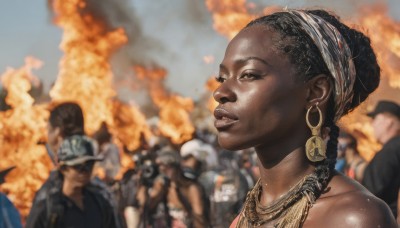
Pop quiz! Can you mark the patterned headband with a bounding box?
[287,10,356,122]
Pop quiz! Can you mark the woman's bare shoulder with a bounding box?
[306,173,397,227]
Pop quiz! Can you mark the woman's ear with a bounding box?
[305,74,332,108]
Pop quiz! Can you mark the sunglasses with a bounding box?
[70,161,95,173]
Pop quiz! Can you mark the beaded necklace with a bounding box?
[236,171,324,228]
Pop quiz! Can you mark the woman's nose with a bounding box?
[213,80,237,104]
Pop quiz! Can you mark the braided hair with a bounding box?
[246,10,380,189]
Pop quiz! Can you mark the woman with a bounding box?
[213,9,397,227]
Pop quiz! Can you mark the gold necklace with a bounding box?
[237,172,321,228]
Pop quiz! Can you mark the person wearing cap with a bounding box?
[180,139,218,180]
[32,102,87,204]
[362,100,400,219]
[46,102,86,166]
[26,135,117,228]
[32,102,122,227]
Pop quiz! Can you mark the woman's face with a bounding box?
[213,26,308,151]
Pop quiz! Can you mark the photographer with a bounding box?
[134,150,208,228]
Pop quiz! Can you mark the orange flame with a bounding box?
[48,0,154,178]
[205,0,280,39]
[133,66,195,144]
[205,0,255,39]
[111,100,152,151]
[339,107,382,161]
[49,0,127,134]
[0,57,52,217]
[355,5,400,88]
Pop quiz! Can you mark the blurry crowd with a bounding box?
[0,99,399,227]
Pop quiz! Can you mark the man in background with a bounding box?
[363,100,400,220]
[33,102,122,227]
[26,135,116,228]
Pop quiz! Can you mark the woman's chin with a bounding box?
[218,137,248,151]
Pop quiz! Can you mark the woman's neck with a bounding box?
[256,145,314,206]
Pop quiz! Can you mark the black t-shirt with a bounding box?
[26,188,116,228]
[362,135,400,217]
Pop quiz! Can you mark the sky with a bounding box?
[0,0,399,101]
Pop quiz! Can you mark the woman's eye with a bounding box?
[241,73,260,79]
[215,76,226,83]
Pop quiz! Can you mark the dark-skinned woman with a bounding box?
[212,9,397,228]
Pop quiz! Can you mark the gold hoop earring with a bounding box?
[305,105,326,162]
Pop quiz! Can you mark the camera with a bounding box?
[133,152,159,187]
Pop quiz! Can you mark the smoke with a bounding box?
[47,0,227,107]
[82,0,168,65]
[123,0,227,100]
[98,0,226,98]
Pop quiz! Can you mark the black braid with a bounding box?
[325,121,339,171]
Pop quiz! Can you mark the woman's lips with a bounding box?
[214,108,238,130]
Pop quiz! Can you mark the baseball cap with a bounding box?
[367,100,400,119]
[180,139,218,169]
[58,135,103,166]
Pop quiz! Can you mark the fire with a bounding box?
[49,0,127,134]
[355,5,400,88]
[48,0,156,178]
[205,0,281,39]
[339,107,382,161]
[110,100,152,151]
[133,66,195,144]
[0,57,52,217]
[205,0,256,39]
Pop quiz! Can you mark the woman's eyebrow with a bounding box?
[219,56,271,71]
[237,56,270,66]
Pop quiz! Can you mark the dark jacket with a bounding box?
[26,171,117,228]
[363,135,400,217]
